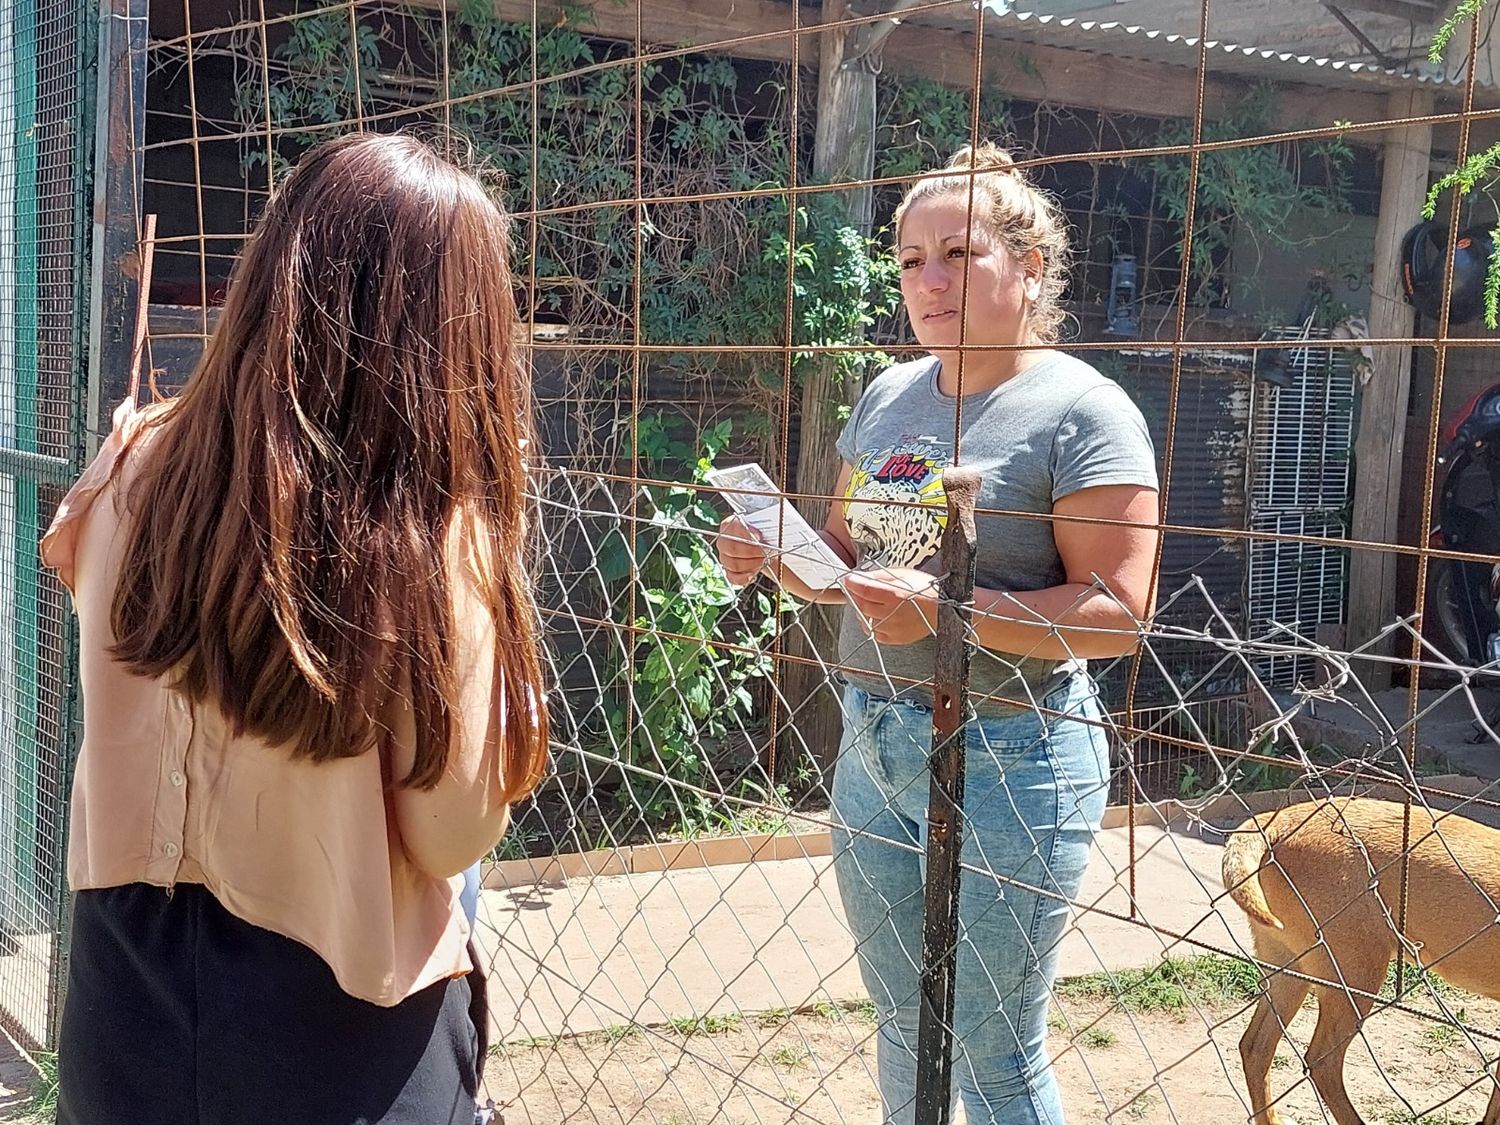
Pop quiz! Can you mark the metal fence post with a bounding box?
[914,465,980,1125]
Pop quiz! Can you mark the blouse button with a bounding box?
[169,771,184,787]
[163,842,179,858]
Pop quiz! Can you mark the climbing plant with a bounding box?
[232,0,903,471]
[1424,0,1500,328]
[1144,83,1353,307]
[875,75,1014,181]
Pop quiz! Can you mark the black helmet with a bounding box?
[1400,220,1493,325]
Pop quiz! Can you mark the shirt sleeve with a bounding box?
[1051,383,1160,502]
[40,397,165,592]
[836,380,873,466]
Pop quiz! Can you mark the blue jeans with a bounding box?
[460,863,480,927]
[830,676,1110,1125]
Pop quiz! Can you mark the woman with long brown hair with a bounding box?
[42,132,547,1123]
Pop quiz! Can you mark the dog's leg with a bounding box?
[1240,968,1312,1125]
[1305,958,1383,1125]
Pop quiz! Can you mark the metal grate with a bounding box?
[1247,326,1357,690]
[0,0,91,1050]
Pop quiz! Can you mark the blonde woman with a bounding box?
[719,144,1160,1123]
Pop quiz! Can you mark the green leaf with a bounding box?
[683,677,713,719]
[595,529,634,583]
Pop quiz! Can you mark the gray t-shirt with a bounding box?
[834,352,1159,714]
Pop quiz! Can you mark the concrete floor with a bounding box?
[473,822,1252,1044]
[1287,683,1500,780]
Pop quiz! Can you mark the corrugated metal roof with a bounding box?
[900,2,1483,96]
[1013,0,1424,60]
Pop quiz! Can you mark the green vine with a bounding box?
[233,0,900,462]
[1426,0,1500,329]
[875,76,1013,181]
[592,415,787,832]
[1422,150,1500,330]
[1144,84,1353,307]
[1431,0,1486,61]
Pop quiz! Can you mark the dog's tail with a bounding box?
[1221,824,1284,931]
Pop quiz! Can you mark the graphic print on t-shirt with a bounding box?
[843,437,950,570]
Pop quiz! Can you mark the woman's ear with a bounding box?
[1022,247,1044,301]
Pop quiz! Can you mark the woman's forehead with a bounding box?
[898,193,999,245]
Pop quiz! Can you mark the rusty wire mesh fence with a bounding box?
[42,0,1500,1120]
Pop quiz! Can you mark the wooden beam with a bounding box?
[885,27,1393,126]
[467,0,1403,126]
[88,0,149,451]
[1347,87,1433,691]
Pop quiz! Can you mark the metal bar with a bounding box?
[1322,3,1402,70]
[0,447,76,487]
[913,464,980,1125]
[44,0,101,1052]
[127,212,154,403]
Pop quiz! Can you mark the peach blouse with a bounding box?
[41,401,512,1006]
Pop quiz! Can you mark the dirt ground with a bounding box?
[4,966,1492,1123]
[481,979,1500,1125]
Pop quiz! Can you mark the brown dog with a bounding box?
[1221,797,1500,1125]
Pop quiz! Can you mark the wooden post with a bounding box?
[85,0,148,451]
[779,0,879,777]
[810,0,876,232]
[913,466,980,1125]
[1347,88,1433,692]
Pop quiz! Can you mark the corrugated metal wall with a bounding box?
[1111,348,1252,697]
[1105,348,1253,800]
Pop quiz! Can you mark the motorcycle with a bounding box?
[1426,381,1500,669]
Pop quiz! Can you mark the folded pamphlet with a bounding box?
[705,462,852,593]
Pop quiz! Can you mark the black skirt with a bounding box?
[57,882,481,1125]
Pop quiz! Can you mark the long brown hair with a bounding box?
[111,132,547,797]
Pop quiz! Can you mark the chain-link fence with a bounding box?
[0,0,92,1052]
[25,0,1500,1121]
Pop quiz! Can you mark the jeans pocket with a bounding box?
[871,700,932,794]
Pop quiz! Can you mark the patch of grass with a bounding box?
[499,1034,556,1053]
[769,1045,810,1069]
[490,823,548,862]
[1125,1091,1158,1120]
[1046,1008,1068,1033]
[1079,1027,1117,1049]
[756,1007,791,1028]
[726,808,795,837]
[1055,955,1261,1014]
[810,998,877,1025]
[1384,1109,1467,1125]
[1271,1052,1292,1070]
[668,1013,743,1036]
[26,1050,58,1122]
[602,1023,641,1044]
[1422,1022,1459,1053]
[1382,962,1468,1002]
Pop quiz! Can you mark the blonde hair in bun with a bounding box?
[895,142,1073,345]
